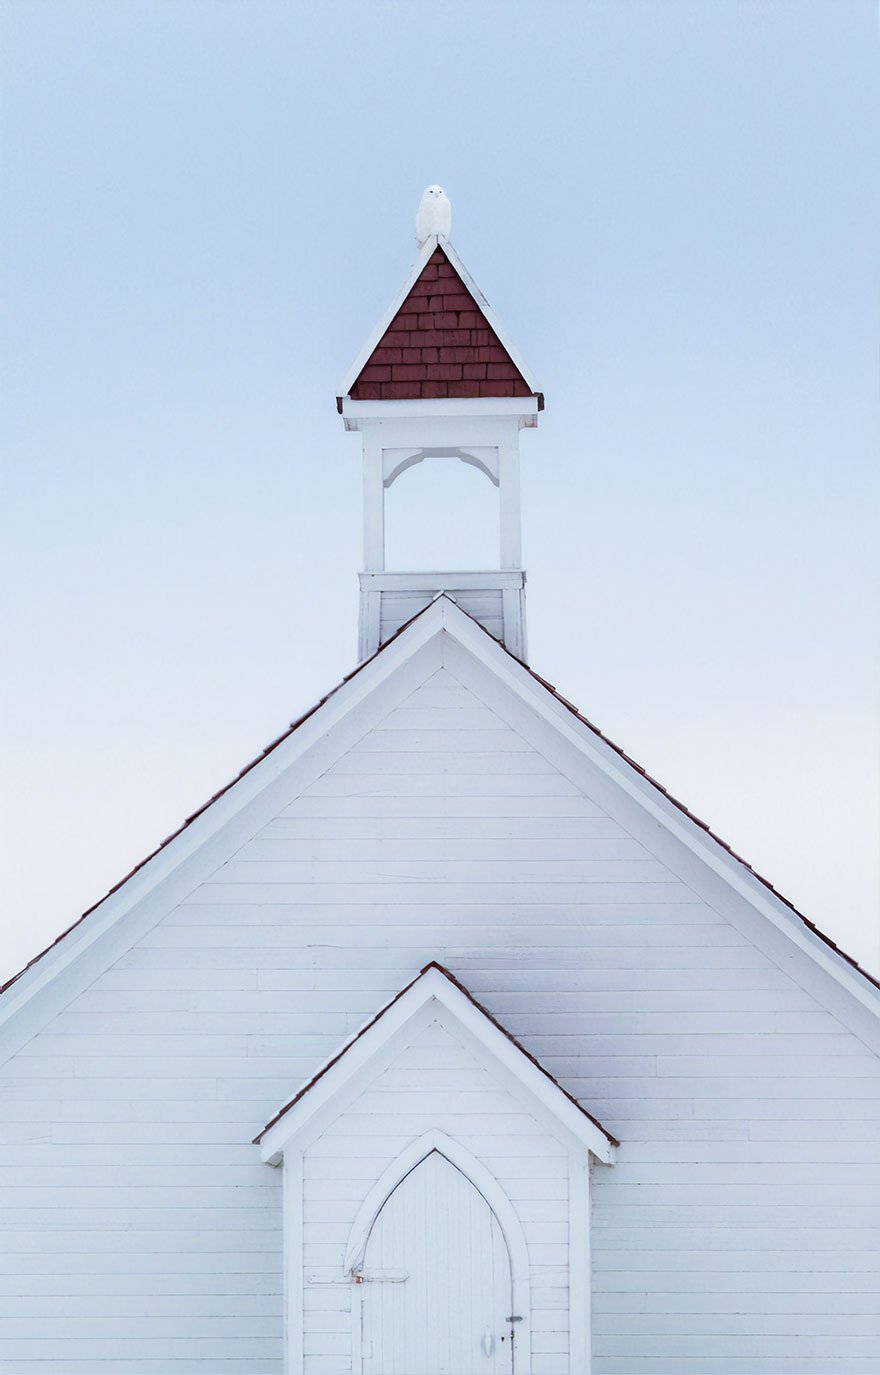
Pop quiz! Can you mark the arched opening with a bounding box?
[358,1151,514,1374]
[384,456,499,571]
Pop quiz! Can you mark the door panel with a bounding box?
[360,1151,514,1374]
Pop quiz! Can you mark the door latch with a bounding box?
[353,1268,408,1284]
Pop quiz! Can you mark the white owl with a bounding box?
[415,185,452,247]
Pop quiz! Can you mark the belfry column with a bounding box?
[336,231,543,664]
[498,432,525,660]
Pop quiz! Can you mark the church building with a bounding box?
[1,219,879,1374]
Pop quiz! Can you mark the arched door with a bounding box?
[359,1151,514,1374]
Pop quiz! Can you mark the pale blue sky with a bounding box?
[2,0,878,982]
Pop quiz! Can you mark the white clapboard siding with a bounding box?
[379,589,504,645]
[1,665,878,1375]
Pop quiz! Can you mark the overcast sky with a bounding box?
[2,0,878,984]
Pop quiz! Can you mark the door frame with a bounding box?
[345,1130,531,1374]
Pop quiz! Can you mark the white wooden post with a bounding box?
[359,436,386,660]
[498,431,522,571]
[498,430,525,657]
[362,435,385,571]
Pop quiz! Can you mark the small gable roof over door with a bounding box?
[337,235,543,408]
[255,961,617,1165]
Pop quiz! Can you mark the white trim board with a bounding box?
[343,1128,532,1281]
[341,397,539,430]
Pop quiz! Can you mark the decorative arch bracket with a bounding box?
[343,1128,531,1281]
[382,445,500,488]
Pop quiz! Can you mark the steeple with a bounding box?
[338,225,542,664]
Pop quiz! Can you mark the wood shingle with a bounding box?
[349,247,533,400]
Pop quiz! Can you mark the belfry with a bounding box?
[336,235,543,663]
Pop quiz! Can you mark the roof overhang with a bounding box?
[339,394,540,432]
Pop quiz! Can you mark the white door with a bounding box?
[359,1151,514,1374]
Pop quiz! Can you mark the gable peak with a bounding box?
[337,236,542,410]
[255,960,617,1164]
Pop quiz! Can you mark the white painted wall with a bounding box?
[378,586,504,645]
[1,662,878,1373]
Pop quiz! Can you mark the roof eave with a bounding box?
[339,394,541,431]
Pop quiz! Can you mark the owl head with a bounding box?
[425,185,445,199]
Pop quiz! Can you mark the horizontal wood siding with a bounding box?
[1,667,878,1373]
[379,590,504,645]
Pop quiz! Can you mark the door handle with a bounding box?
[481,1327,495,1358]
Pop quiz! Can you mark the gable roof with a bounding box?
[2,595,878,1065]
[337,235,543,409]
[255,961,617,1164]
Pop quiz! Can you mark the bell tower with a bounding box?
[337,233,543,664]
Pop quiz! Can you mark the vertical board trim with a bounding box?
[283,1151,304,1375]
[569,1158,590,1375]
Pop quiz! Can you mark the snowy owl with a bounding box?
[415,185,452,246]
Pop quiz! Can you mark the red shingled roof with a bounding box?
[349,246,534,402]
